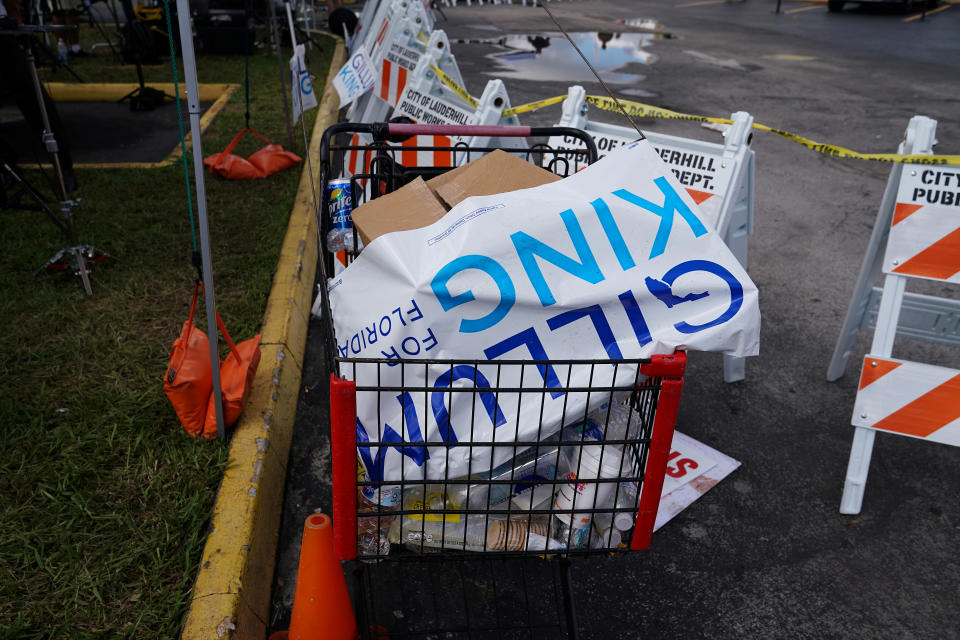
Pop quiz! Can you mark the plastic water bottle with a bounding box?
[325,228,345,253]
[57,38,68,64]
[552,441,625,548]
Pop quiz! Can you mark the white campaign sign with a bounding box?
[550,132,731,230]
[333,49,377,108]
[660,431,718,496]
[330,141,761,485]
[289,44,317,123]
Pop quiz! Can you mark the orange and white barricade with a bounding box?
[852,358,960,447]
[346,1,437,123]
[826,116,956,381]
[349,25,462,125]
[349,0,382,55]
[550,85,756,383]
[832,115,960,514]
[350,0,433,62]
[345,63,523,175]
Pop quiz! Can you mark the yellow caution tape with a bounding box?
[586,95,732,125]
[407,77,960,165]
[416,30,429,44]
[584,95,960,165]
[430,65,479,108]
[750,123,960,165]
[501,95,566,117]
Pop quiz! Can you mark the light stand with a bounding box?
[20,33,108,294]
[117,0,174,111]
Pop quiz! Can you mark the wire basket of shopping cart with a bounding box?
[316,122,602,276]
[315,123,684,639]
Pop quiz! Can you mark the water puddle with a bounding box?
[482,31,660,84]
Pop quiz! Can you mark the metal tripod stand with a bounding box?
[18,30,108,294]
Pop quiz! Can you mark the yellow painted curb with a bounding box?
[181,41,346,640]
[41,83,238,169]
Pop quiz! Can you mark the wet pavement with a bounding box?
[271,1,960,637]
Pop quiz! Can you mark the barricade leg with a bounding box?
[825,167,899,381]
[840,426,876,515]
[722,355,745,383]
[721,219,749,382]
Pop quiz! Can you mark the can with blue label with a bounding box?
[326,178,354,231]
[325,178,354,254]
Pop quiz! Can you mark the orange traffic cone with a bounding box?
[269,513,359,640]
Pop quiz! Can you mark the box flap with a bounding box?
[351,177,448,246]
[428,149,560,209]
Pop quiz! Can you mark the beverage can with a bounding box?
[325,178,354,231]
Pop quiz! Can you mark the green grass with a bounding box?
[0,30,334,639]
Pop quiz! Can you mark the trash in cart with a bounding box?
[351,395,741,558]
[329,139,760,487]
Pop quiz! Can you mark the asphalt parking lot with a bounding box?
[272,1,960,637]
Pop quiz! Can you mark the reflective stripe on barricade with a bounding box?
[399,134,453,167]
[853,356,960,446]
[831,116,960,515]
[344,132,374,177]
[377,57,410,106]
[883,168,960,283]
[551,85,754,383]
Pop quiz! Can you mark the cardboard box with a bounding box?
[427,149,561,209]
[351,150,559,246]
[351,177,447,246]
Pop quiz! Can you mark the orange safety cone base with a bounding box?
[285,513,359,640]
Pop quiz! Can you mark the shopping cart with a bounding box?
[317,122,601,276]
[315,124,686,639]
